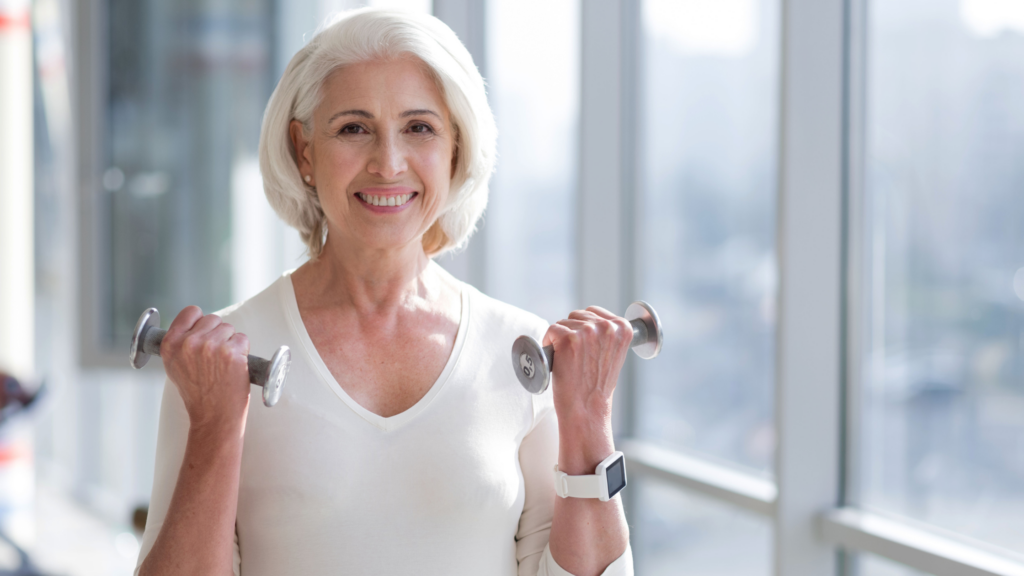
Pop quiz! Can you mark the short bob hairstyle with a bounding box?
[259,8,497,258]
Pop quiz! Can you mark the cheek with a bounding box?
[320,144,362,179]
[421,146,454,198]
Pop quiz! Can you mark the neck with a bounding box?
[293,232,444,313]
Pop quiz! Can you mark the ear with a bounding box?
[289,120,314,182]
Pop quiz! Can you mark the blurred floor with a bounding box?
[0,481,139,576]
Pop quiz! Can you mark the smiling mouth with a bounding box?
[356,192,417,207]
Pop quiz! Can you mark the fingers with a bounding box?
[567,309,600,322]
[167,305,203,336]
[566,307,632,337]
[542,321,574,348]
[207,322,235,343]
[191,313,224,338]
[590,306,635,343]
[166,307,223,343]
[548,307,634,354]
[226,332,250,358]
[584,306,617,320]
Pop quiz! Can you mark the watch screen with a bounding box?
[606,456,626,498]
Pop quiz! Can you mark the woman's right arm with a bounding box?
[137,307,252,576]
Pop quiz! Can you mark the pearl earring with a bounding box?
[304,175,312,183]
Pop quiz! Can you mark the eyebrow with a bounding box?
[327,108,442,124]
[400,109,442,120]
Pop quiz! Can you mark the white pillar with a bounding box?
[0,0,34,549]
[0,0,35,377]
[773,0,846,573]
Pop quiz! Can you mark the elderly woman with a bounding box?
[136,9,633,576]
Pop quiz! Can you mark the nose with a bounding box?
[367,133,407,180]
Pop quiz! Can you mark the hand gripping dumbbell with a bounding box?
[511,301,663,394]
[129,308,290,407]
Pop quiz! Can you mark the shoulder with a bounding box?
[463,283,550,344]
[459,283,556,425]
[212,272,293,336]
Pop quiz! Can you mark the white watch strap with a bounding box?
[553,465,603,499]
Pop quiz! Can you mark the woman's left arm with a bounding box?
[544,306,634,576]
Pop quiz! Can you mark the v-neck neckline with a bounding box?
[279,270,470,432]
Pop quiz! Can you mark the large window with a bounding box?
[856,0,1024,562]
[633,0,779,571]
[635,478,772,575]
[483,0,578,323]
[102,0,274,348]
[637,0,779,473]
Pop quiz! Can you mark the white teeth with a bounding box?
[359,192,414,207]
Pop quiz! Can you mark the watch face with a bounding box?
[606,456,626,498]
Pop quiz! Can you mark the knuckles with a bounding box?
[554,311,633,352]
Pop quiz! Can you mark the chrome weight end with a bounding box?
[626,301,663,360]
[512,335,551,394]
[130,308,160,369]
[262,346,290,407]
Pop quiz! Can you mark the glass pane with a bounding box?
[858,0,1024,554]
[858,553,932,576]
[106,0,273,345]
[484,0,578,323]
[636,0,780,473]
[634,478,772,575]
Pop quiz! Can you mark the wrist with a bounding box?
[558,421,615,476]
[188,415,247,450]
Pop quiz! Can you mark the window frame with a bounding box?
[76,0,124,368]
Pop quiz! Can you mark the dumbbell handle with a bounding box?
[536,318,651,370]
[138,327,279,386]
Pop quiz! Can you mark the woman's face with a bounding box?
[293,57,455,256]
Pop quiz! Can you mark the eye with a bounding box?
[408,122,435,134]
[339,123,366,135]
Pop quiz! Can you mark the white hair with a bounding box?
[258,8,496,258]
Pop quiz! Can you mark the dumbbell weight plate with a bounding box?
[625,301,663,360]
[511,335,551,395]
[130,308,160,369]
[261,347,290,407]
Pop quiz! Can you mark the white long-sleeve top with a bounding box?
[136,271,633,576]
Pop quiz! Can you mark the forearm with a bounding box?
[139,422,245,576]
[548,419,629,576]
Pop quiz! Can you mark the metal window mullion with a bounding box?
[77,0,121,367]
[578,0,644,548]
[578,0,626,315]
[578,0,634,426]
[433,0,489,291]
[838,0,870,572]
[774,0,848,574]
[822,508,1024,576]
[621,439,777,518]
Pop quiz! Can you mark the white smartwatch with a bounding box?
[553,451,627,502]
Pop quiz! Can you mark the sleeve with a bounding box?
[515,401,559,575]
[537,544,634,576]
[515,395,634,576]
[134,379,242,576]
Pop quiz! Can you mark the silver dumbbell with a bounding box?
[129,308,290,407]
[511,301,664,394]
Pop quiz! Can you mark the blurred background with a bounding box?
[0,0,1023,574]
